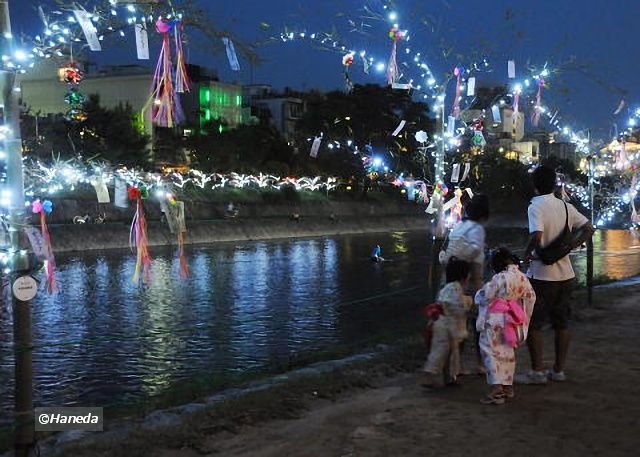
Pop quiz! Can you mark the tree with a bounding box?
[187,123,294,174]
[294,84,433,178]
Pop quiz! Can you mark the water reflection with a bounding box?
[1,229,639,423]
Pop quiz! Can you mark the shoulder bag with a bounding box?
[534,202,574,265]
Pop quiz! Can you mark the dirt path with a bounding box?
[60,284,640,457]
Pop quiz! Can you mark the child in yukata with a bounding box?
[475,248,536,404]
[422,257,473,388]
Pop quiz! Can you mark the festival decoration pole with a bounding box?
[587,152,595,307]
[0,1,35,455]
[428,94,447,302]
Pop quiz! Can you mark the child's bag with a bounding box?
[422,303,444,353]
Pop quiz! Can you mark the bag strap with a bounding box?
[562,201,569,231]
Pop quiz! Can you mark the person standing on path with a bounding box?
[518,165,594,384]
[439,194,490,374]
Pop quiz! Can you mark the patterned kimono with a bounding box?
[424,281,472,379]
[475,265,536,386]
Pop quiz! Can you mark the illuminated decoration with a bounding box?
[61,63,87,123]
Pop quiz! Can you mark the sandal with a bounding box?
[502,386,515,399]
[480,391,506,405]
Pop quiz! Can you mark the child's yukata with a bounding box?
[423,281,471,380]
[475,264,536,386]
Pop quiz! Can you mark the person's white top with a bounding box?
[442,219,485,266]
[527,193,589,281]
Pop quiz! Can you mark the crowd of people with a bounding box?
[422,164,595,404]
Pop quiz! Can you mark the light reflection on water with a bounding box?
[0,229,639,422]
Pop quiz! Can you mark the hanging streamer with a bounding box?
[342,52,354,92]
[362,54,370,74]
[387,27,403,85]
[73,9,101,51]
[466,77,476,97]
[613,99,626,115]
[310,136,322,158]
[451,66,463,119]
[134,23,150,60]
[447,115,456,137]
[491,105,501,124]
[222,37,240,71]
[531,79,544,127]
[508,60,515,78]
[128,186,152,284]
[163,197,189,278]
[31,200,57,294]
[461,163,471,182]
[391,120,406,137]
[174,21,190,94]
[451,163,461,183]
[147,19,188,127]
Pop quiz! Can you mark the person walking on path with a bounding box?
[518,165,594,384]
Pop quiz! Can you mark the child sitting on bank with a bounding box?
[475,248,536,404]
[422,257,472,387]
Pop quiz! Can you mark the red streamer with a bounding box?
[130,198,152,284]
[177,231,190,278]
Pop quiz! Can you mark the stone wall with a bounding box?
[49,215,431,252]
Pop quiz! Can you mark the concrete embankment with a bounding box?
[44,198,527,252]
[49,215,431,252]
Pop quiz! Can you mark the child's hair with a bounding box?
[490,247,520,273]
[445,257,471,283]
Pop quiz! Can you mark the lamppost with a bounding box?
[0,1,34,456]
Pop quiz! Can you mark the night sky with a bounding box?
[11,0,640,140]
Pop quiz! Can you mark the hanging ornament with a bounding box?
[31,199,57,294]
[386,26,403,86]
[60,62,87,123]
[128,186,152,284]
[147,18,190,128]
[65,108,88,123]
[451,66,464,119]
[531,78,545,127]
[60,65,83,84]
[342,52,355,92]
[64,88,85,106]
[470,118,486,150]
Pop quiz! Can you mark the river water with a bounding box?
[1,228,639,423]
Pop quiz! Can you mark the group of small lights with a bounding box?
[9,0,181,74]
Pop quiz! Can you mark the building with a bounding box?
[243,85,305,141]
[20,61,247,137]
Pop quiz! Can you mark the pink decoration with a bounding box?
[148,19,189,127]
[31,199,57,294]
[531,79,544,127]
